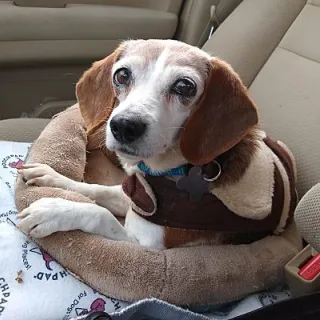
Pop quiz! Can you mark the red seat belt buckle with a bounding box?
[285,245,320,297]
[298,253,320,281]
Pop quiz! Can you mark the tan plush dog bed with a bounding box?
[14,104,302,306]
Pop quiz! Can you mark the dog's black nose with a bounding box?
[110,116,147,144]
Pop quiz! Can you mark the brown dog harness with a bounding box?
[122,137,297,234]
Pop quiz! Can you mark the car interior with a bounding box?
[0,0,320,319]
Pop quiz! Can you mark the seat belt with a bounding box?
[197,5,220,47]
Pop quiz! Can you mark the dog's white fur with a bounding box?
[17,40,214,249]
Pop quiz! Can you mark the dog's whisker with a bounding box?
[163,126,185,130]
[98,136,107,149]
[158,133,173,149]
[98,139,105,148]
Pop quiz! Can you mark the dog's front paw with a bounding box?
[17,198,76,238]
[18,163,72,189]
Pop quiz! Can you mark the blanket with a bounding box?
[0,141,128,320]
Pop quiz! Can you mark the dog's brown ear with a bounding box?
[76,48,123,134]
[180,58,258,165]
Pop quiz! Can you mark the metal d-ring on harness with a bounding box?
[202,160,222,182]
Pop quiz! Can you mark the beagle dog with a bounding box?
[17,40,297,249]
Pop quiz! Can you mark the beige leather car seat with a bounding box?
[1,0,319,198]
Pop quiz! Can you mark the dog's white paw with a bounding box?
[17,198,77,238]
[18,163,72,189]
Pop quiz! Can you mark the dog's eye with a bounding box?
[171,78,196,97]
[113,68,131,86]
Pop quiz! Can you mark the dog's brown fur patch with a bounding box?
[213,128,259,187]
[180,59,259,166]
[164,228,223,249]
[76,50,123,134]
[163,227,268,248]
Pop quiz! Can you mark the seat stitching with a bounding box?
[278,46,320,65]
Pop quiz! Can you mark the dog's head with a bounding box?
[77,39,258,166]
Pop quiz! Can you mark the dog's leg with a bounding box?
[16,197,137,242]
[19,163,128,217]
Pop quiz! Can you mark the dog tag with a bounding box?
[176,166,209,202]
